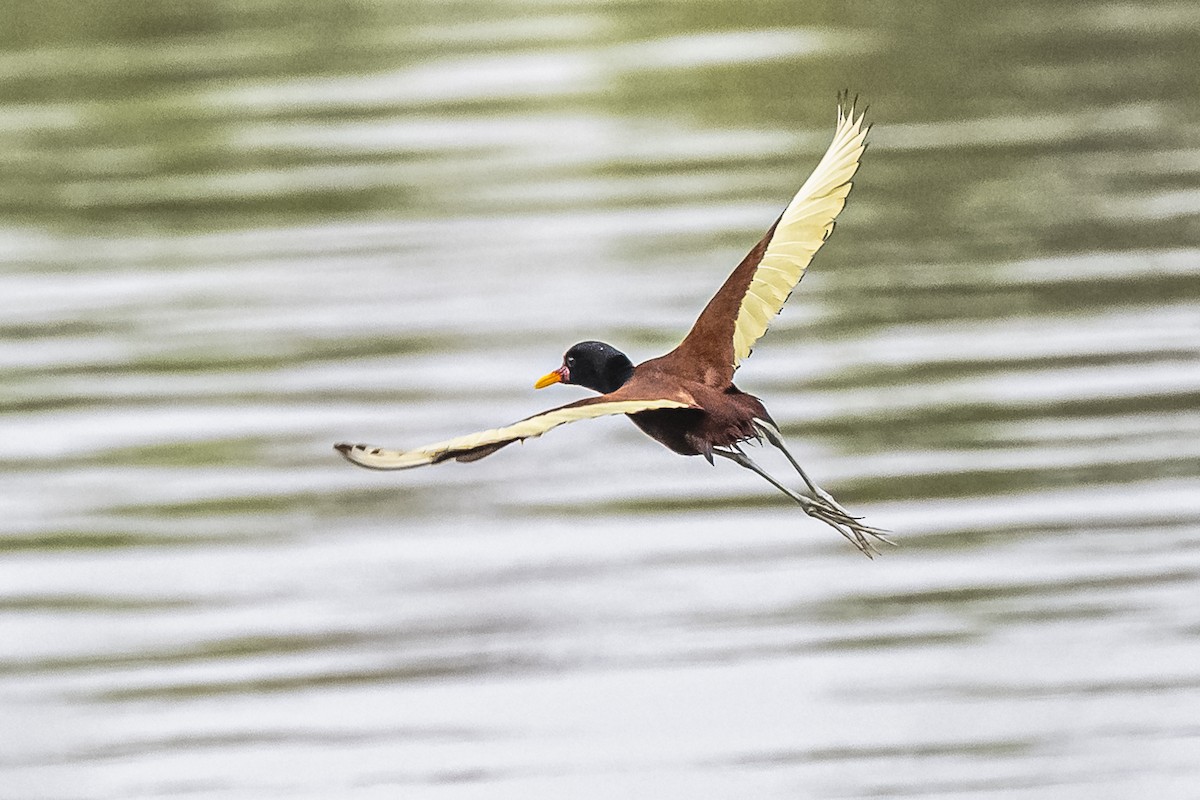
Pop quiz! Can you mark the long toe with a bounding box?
[805,506,878,557]
[803,498,892,556]
[813,486,855,517]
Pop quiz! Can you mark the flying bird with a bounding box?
[336,98,888,555]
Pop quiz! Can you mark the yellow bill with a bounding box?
[534,366,567,389]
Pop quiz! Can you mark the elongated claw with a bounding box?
[713,444,891,557]
[812,485,855,518]
[779,479,890,557]
[743,420,893,556]
[803,500,888,557]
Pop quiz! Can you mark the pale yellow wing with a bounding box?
[335,397,693,470]
[669,100,868,385]
[730,101,868,367]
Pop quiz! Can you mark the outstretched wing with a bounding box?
[335,396,694,470]
[669,99,868,385]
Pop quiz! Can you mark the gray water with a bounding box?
[4,2,1200,798]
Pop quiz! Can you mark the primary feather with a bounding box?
[669,99,868,386]
[730,100,869,367]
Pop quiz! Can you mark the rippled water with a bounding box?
[4,2,1200,798]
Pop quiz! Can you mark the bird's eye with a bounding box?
[566,357,575,366]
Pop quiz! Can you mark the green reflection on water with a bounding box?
[5,0,1191,242]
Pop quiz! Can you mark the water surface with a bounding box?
[3,2,1200,798]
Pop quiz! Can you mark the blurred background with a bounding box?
[3,1,1199,798]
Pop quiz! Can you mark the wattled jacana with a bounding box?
[336,99,888,555]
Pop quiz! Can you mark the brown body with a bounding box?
[621,367,770,458]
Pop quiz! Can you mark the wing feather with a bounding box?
[335,397,694,471]
[730,101,868,367]
[666,99,868,385]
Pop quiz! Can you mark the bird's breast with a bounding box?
[627,387,770,457]
[628,407,707,456]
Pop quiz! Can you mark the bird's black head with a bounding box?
[535,341,634,394]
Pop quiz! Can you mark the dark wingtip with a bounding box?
[334,443,352,455]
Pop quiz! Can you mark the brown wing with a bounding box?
[664,100,868,386]
[335,395,695,470]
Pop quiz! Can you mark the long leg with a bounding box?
[752,418,855,518]
[713,444,889,557]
